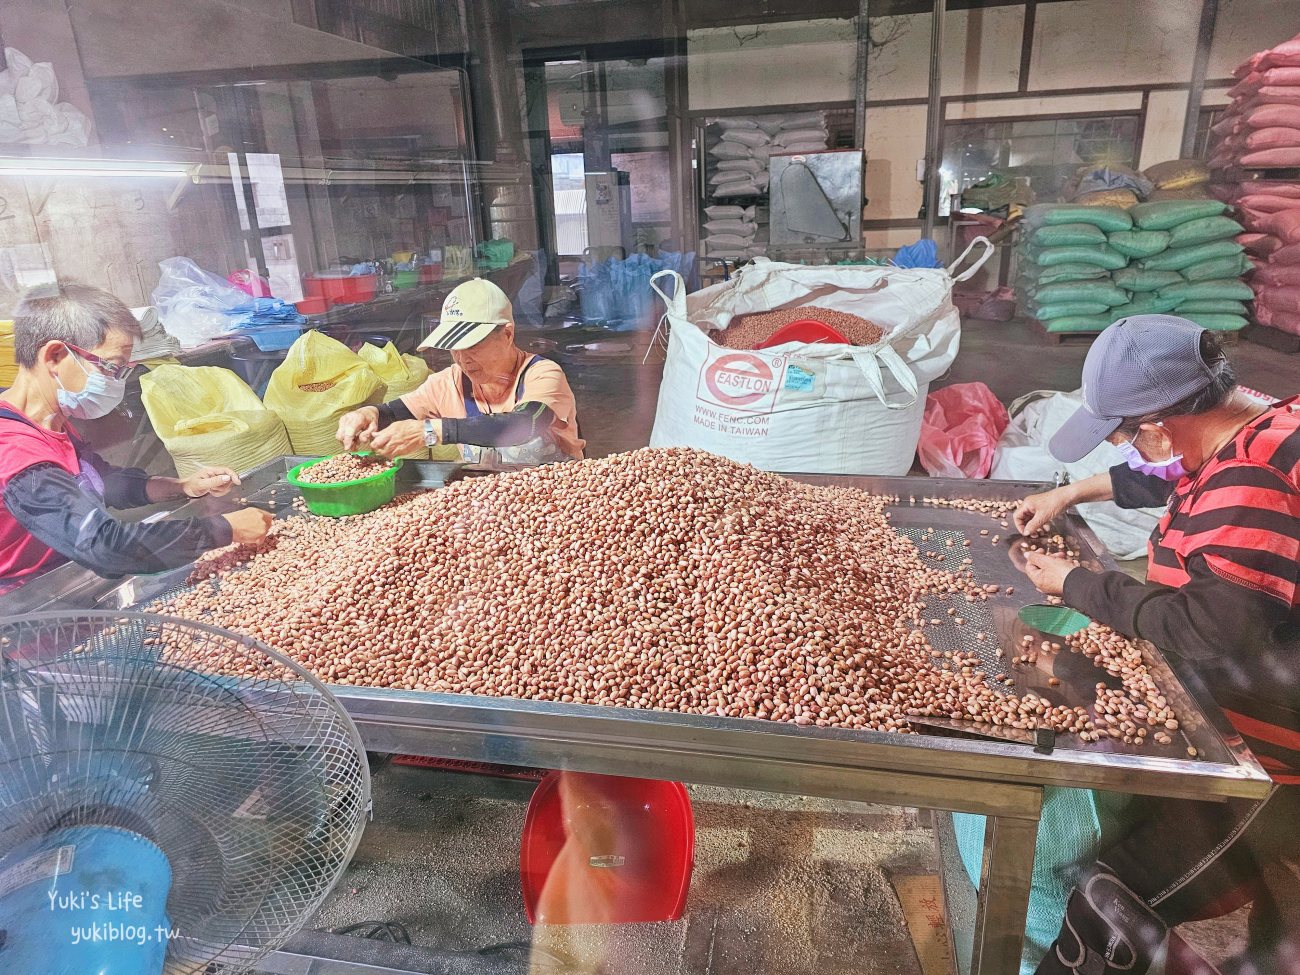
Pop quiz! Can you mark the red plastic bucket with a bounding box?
[520,771,694,925]
[303,273,378,307]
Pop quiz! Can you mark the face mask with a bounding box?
[55,354,127,420]
[1116,435,1188,482]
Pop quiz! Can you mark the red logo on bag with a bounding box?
[700,352,784,411]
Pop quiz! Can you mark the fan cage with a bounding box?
[0,610,372,975]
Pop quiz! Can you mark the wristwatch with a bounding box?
[423,418,440,447]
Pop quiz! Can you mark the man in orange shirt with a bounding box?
[337,279,584,466]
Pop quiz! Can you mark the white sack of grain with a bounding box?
[648,240,994,475]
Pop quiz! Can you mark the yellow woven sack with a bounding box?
[1143,159,1211,191]
[141,365,292,477]
[263,331,387,456]
[356,341,430,399]
[0,321,16,387]
[1075,188,1140,210]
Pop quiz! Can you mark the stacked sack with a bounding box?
[1231,182,1300,336]
[1206,33,1300,338]
[1208,33,1300,172]
[1018,201,1249,335]
[702,204,760,262]
[704,112,828,261]
[1142,158,1214,201]
[1019,206,1134,333]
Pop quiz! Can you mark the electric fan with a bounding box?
[0,610,371,975]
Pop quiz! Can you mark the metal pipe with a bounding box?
[853,0,870,150]
[921,0,946,242]
[1180,0,1220,158]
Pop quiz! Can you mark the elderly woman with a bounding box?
[0,283,271,593]
[1013,315,1299,975]
[337,278,584,466]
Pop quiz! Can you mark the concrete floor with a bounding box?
[310,764,939,975]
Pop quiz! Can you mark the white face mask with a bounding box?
[55,353,127,420]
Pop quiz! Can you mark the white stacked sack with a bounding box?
[704,112,830,261]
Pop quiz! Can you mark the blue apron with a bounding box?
[458,355,568,467]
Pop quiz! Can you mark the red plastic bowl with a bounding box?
[520,771,694,925]
[756,317,849,349]
[295,296,329,316]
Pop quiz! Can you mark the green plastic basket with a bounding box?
[391,268,420,290]
[286,454,403,517]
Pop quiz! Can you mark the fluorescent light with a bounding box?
[0,158,190,179]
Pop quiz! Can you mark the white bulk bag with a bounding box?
[647,240,994,474]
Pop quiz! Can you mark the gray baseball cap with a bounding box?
[1049,315,1216,464]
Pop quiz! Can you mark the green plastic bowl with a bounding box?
[286,454,403,517]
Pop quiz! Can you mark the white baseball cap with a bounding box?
[418,278,514,351]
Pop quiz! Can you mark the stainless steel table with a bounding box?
[0,458,1272,975]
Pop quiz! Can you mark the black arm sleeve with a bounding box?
[76,447,153,509]
[440,401,557,449]
[376,398,416,428]
[1109,463,1176,510]
[4,464,233,578]
[1062,557,1293,664]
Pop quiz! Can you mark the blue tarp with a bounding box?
[579,251,697,330]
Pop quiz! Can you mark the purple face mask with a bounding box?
[1116,435,1188,482]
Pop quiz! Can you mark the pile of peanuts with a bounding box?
[296,453,394,485]
[717,307,884,350]
[1065,623,1185,750]
[299,381,338,392]
[150,448,1170,740]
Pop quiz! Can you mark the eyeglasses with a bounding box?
[66,344,136,381]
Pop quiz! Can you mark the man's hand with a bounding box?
[222,507,273,545]
[1024,551,1078,597]
[369,419,427,459]
[1014,486,1073,536]
[337,406,380,451]
[181,467,241,499]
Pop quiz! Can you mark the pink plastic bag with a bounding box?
[917,383,1010,479]
[227,269,272,297]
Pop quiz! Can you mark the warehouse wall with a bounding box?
[687,20,857,110]
[685,0,1299,249]
[0,0,468,309]
[67,0,406,79]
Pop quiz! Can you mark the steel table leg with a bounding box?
[970,793,1042,975]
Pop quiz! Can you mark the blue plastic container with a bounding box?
[0,825,174,974]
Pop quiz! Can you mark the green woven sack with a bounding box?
[1020,263,1111,285]
[1024,204,1133,232]
[1033,302,1114,319]
[1181,253,1252,283]
[1167,215,1244,248]
[1113,268,1184,293]
[1157,278,1256,304]
[1130,200,1228,231]
[1139,239,1244,272]
[1044,316,1114,333]
[1030,222,1108,247]
[1032,280,1130,306]
[1107,230,1170,259]
[1030,245,1129,270]
[1174,300,1250,315]
[1109,295,1182,318]
[1182,314,1248,332]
